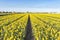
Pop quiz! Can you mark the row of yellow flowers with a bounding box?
[0,14,28,40]
[30,14,60,40]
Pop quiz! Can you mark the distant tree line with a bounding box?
[0,11,12,13]
[0,11,57,14]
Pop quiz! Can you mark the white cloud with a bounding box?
[0,8,60,12]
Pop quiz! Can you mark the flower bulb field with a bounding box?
[0,13,60,40]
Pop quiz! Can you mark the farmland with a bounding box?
[0,13,60,40]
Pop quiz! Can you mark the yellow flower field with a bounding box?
[30,14,60,40]
[0,13,60,40]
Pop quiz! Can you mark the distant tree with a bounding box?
[27,11,29,13]
[5,12,8,13]
[3,11,5,13]
[0,11,2,13]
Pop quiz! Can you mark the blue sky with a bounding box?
[0,0,60,12]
